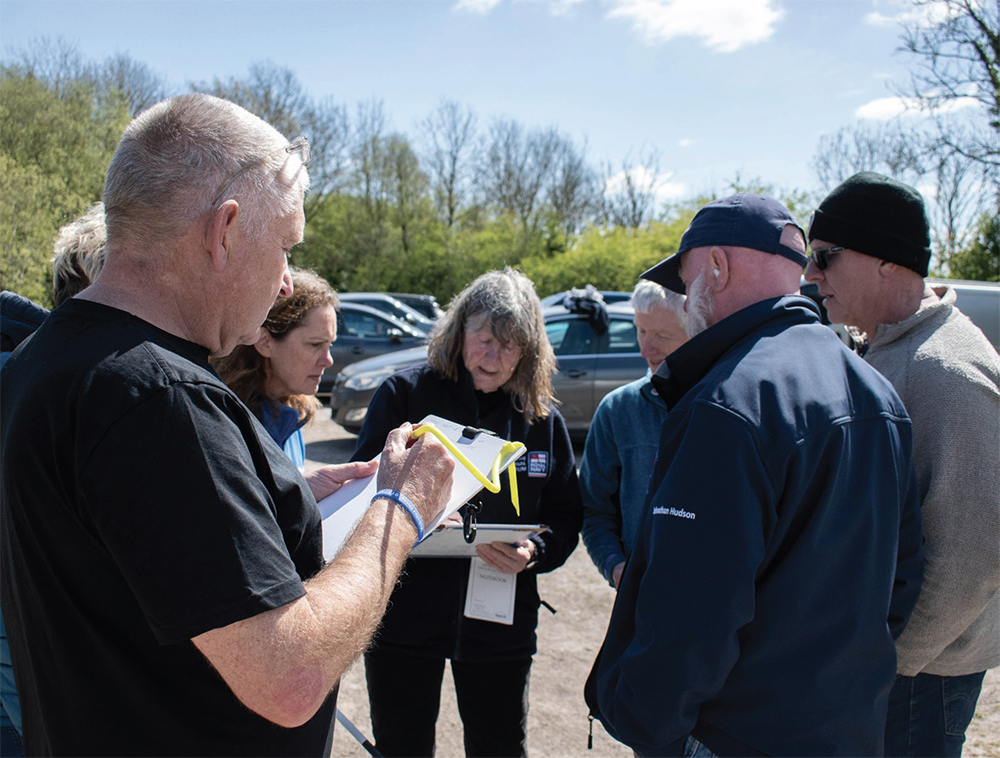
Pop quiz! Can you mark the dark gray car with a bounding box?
[318,302,427,400]
[328,300,646,436]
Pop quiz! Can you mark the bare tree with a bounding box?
[894,0,999,170]
[422,100,477,228]
[300,96,351,215]
[352,99,391,222]
[99,53,168,116]
[548,137,599,238]
[387,134,428,255]
[601,149,662,229]
[193,61,308,138]
[4,36,91,98]
[812,122,926,191]
[477,118,561,232]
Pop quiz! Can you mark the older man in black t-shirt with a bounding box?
[0,93,454,757]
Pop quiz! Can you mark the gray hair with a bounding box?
[428,268,556,422]
[51,202,107,306]
[103,93,309,254]
[632,279,686,317]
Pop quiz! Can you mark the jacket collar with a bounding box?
[870,285,955,350]
[652,294,821,409]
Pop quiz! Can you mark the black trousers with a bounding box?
[365,648,532,758]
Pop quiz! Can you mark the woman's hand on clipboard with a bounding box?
[475,539,535,575]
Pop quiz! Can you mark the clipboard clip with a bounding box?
[463,500,482,544]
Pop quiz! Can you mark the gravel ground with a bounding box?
[304,414,999,758]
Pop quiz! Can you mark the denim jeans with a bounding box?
[682,735,719,758]
[1,725,24,758]
[884,671,986,757]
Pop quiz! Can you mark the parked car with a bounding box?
[387,292,445,321]
[539,289,632,308]
[329,297,645,437]
[927,278,999,350]
[327,278,1000,434]
[336,292,436,333]
[317,302,427,400]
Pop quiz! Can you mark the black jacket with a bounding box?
[352,362,583,661]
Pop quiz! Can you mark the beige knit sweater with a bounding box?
[866,286,1000,677]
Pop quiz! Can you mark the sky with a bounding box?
[0,0,961,206]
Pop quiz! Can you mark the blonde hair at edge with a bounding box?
[51,202,108,307]
[428,267,556,423]
[213,267,338,425]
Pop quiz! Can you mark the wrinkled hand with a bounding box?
[476,540,535,575]
[304,460,379,502]
[377,422,454,529]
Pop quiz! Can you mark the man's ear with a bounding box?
[254,329,274,358]
[709,247,729,290]
[205,201,240,272]
[878,260,898,277]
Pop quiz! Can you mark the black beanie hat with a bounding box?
[808,172,932,277]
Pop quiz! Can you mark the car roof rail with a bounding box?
[561,285,609,335]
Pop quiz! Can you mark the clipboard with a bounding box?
[318,415,526,561]
[410,524,549,558]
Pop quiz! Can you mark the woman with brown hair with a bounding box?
[214,267,337,471]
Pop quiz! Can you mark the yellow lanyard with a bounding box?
[410,424,525,516]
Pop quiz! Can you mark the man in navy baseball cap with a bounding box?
[586,192,923,757]
[642,193,808,295]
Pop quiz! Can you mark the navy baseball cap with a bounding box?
[642,193,807,293]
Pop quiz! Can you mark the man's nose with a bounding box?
[804,259,823,283]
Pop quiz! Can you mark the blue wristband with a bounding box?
[372,488,425,544]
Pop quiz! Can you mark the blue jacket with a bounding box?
[588,295,923,757]
[260,401,306,472]
[580,374,668,585]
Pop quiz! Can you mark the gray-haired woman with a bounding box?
[351,268,583,758]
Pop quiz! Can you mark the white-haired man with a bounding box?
[586,193,923,757]
[806,172,999,758]
[580,280,688,588]
[0,93,453,756]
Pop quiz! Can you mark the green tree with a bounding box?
[947,211,1000,280]
[0,71,128,305]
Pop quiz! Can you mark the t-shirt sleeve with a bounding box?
[78,382,308,645]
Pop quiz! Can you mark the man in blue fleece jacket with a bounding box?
[586,194,924,757]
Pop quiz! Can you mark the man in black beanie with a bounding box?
[806,172,1000,758]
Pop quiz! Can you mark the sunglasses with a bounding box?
[808,246,846,271]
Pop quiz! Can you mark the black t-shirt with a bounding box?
[0,300,336,756]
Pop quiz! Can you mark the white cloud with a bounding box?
[856,95,982,120]
[454,0,504,14]
[864,0,951,28]
[605,166,687,204]
[550,0,588,15]
[604,0,784,52]
[678,138,693,148]
[856,96,915,120]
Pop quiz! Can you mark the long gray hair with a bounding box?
[428,268,556,422]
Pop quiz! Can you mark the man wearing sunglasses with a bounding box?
[0,93,454,756]
[806,171,1000,758]
[587,193,923,757]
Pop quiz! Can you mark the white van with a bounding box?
[927,278,1000,351]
